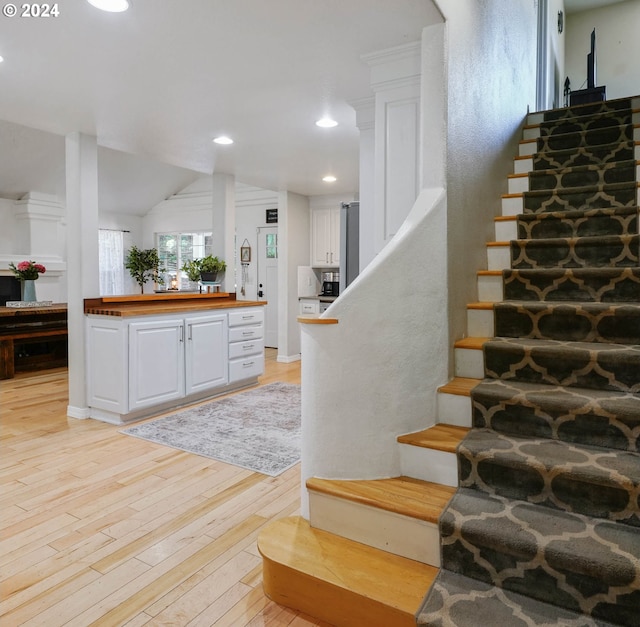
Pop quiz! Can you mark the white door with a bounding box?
[257,226,278,348]
[185,313,228,395]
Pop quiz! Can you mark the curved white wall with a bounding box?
[301,188,448,514]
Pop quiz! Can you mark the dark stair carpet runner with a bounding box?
[417,96,640,626]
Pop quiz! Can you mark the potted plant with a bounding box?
[181,259,203,283]
[199,255,226,282]
[125,246,165,293]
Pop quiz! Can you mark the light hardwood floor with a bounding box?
[1,350,330,626]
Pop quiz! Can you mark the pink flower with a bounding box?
[9,260,47,280]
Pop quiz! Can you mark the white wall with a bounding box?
[566,0,640,99]
[438,0,537,363]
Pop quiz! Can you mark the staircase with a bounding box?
[417,97,640,625]
[258,96,640,627]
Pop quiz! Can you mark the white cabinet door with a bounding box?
[311,209,331,266]
[129,318,185,411]
[311,208,340,267]
[329,207,341,266]
[185,313,228,395]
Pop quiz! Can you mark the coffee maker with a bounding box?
[320,271,340,296]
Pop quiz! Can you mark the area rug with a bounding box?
[120,382,301,476]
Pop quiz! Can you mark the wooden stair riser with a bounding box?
[307,491,442,566]
[399,444,458,487]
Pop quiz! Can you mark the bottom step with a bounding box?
[258,516,438,627]
[416,570,617,627]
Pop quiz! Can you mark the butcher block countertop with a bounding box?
[84,293,266,317]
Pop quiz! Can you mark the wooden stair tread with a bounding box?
[259,516,437,627]
[486,241,509,247]
[397,424,469,453]
[467,302,494,310]
[454,336,489,350]
[477,270,502,276]
[438,376,480,396]
[494,215,517,222]
[306,476,455,524]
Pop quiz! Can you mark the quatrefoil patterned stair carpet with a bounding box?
[417,97,640,626]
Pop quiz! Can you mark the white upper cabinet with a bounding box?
[311,208,340,268]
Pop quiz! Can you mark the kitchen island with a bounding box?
[85,293,266,424]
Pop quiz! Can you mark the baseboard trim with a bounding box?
[67,405,90,420]
[277,353,301,363]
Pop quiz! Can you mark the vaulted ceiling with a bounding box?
[0,0,442,213]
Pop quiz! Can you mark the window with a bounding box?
[157,232,213,287]
[265,232,278,258]
[99,229,125,295]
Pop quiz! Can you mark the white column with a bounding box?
[211,173,235,293]
[66,132,100,419]
[362,42,421,255]
[351,96,376,271]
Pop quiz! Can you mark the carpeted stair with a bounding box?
[417,97,640,626]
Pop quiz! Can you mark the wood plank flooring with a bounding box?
[0,350,333,626]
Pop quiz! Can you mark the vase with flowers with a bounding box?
[9,260,46,302]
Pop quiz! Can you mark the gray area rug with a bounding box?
[120,382,301,476]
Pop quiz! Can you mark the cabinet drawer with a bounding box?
[229,308,264,327]
[229,325,263,342]
[229,338,263,360]
[229,356,264,382]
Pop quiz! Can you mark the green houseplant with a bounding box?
[199,255,226,282]
[125,246,164,293]
[181,259,203,283]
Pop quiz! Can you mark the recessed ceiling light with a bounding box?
[0,56,4,63]
[213,136,234,145]
[316,117,338,128]
[323,175,337,183]
[86,0,130,12]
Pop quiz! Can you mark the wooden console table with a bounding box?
[0,304,68,379]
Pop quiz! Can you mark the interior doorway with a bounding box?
[257,226,278,348]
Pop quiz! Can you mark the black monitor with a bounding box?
[587,28,596,89]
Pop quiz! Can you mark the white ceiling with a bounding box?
[0,0,443,213]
